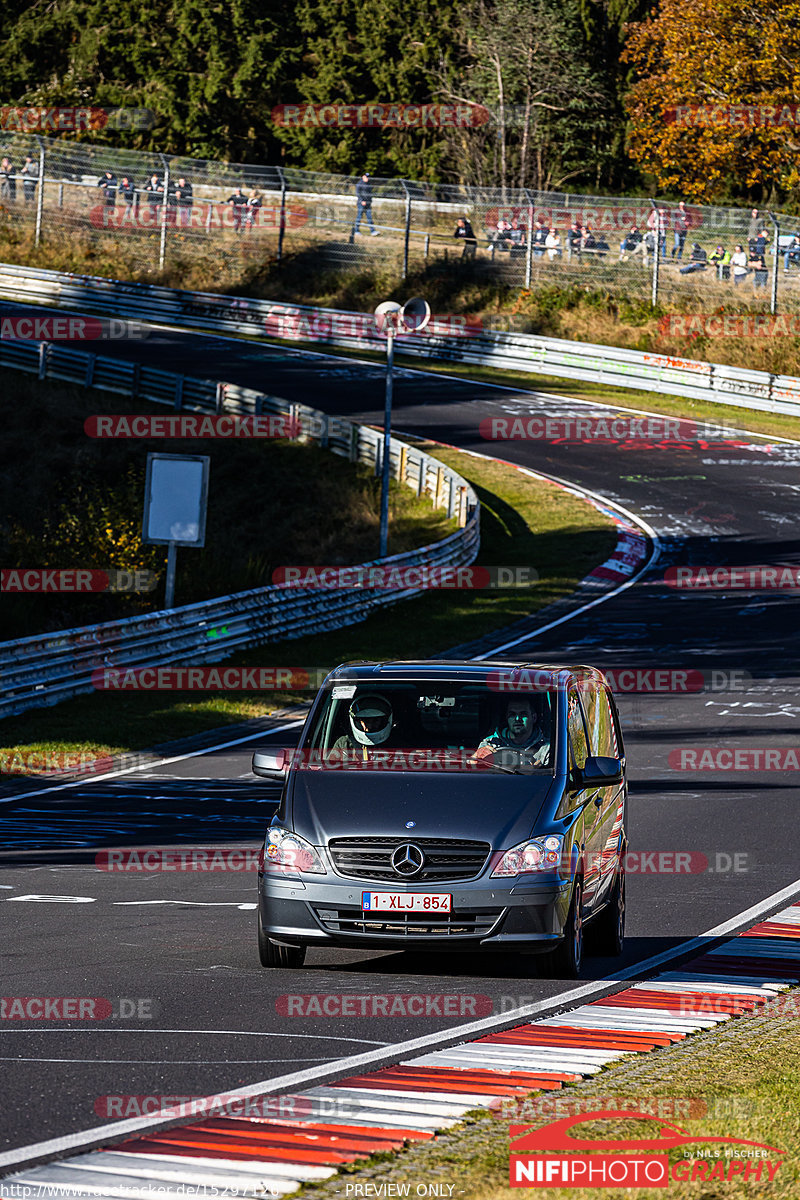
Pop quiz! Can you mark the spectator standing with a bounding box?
[545,227,561,259]
[567,222,582,255]
[353,172,379,236]
[146,173,163,221]
[731,244,748,284]
[98,170,117,208]
[175,177,193,227]
[1,157,16,203]
[753,228,768,258]
[245,189,262,232]
[749,247,768,289]
[672,201,689,260]
[784,233,800,272]
[647,207,668,258]
[20,155,38,206]
[119,175,136,220]
[747,209,760,252]
[227,186,248,233]
[454,216,477,258]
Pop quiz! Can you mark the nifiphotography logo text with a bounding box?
[509,1109,784,1188]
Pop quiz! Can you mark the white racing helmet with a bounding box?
[349,694,393,747]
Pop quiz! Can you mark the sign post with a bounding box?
[142,453,210,609]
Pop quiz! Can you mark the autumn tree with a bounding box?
[623,0,800,202]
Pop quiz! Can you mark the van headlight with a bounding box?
[262,827,326,875]
[490,834,564,877]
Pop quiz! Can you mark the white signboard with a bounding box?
[142,454,209,547]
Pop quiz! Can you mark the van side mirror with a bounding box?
[252,749,290,779]
[578,755,623,787]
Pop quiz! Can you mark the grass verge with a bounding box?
[0,442,618,764]
[298,987,800,1199]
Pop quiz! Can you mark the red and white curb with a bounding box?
[3,905,799,1197]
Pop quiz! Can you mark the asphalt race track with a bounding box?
[2,315,800,1156]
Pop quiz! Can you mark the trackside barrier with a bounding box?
[0,343,479,720]
[1,262,799,418]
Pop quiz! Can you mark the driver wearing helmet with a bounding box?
[329,694,394,763]
[473,697,549,769]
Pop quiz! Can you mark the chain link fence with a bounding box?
[2,131,800,312]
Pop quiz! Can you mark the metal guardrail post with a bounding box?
[158,154,170,272]
[37,341,48,379]
[769,211,780,316]
[401,182,412,281]
[34,137,45,248]
[215,381,226,414]
[276,167,287,266]
[85,354,95,387]
[174,377,184,410]
[524,189,535,289]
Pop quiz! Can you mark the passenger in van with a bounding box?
[474,697,550,769]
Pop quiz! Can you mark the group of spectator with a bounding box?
[454,214,614,260]
[0,154,39,205]
[95,170,264,231]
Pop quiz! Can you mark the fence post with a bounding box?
[401,181,412,281]
[158,153,170,271]
[276,167,287,266]
[649,198,660,308]
[524,189,535,288]
[37,342,49,379]
[34,136,45,247]
[769,211,780,316]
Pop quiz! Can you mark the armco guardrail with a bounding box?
[0,340,479,720]
[1,262,799,419]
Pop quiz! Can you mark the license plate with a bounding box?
[362,892,452,913]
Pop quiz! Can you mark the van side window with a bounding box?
[567,689,589,770]
[582,685,618,758]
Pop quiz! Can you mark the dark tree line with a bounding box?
[0,0,652,191]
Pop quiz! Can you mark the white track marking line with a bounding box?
[3,873,800,1174]
[0,1029,388,1043]
[0,721,304,804]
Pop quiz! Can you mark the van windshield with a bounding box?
[298,681,555,774]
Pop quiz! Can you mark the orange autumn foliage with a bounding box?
[623,0,800,201]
